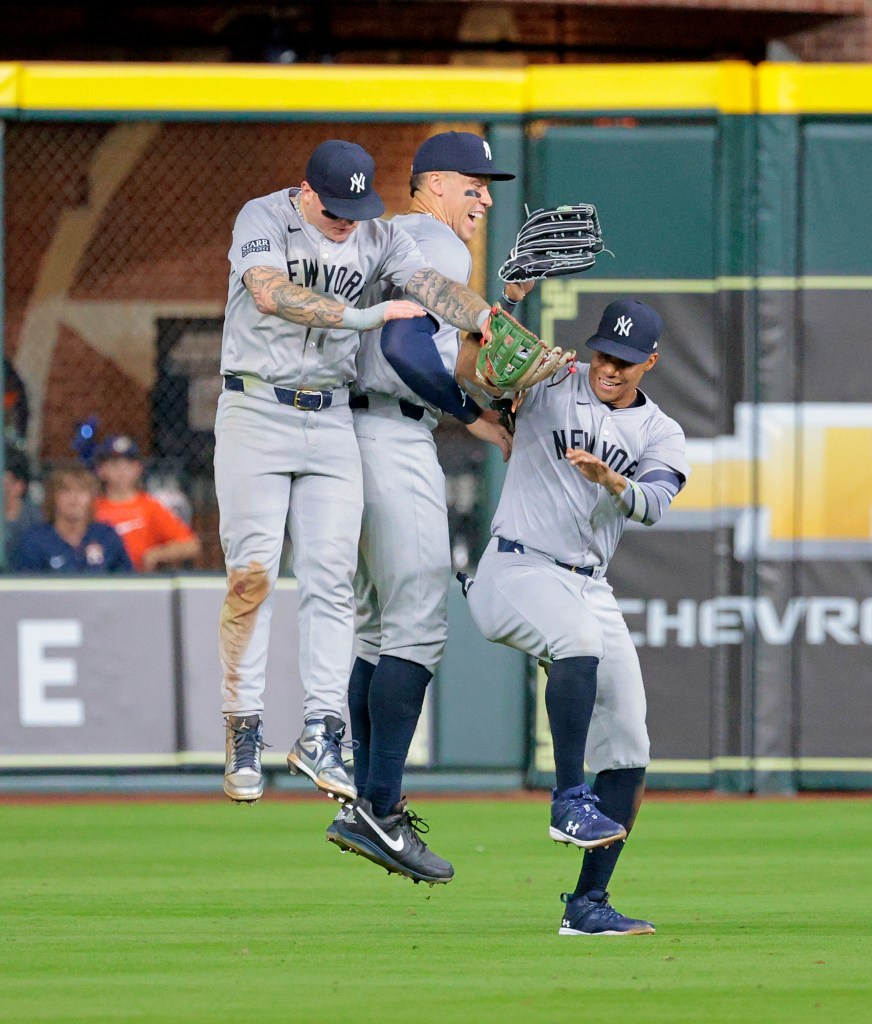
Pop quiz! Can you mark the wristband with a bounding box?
[500,291,520,312]
[343,301,390,331]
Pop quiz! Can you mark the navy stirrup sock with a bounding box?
[347,657,377,791]
[575,766,647,897]
[364,655,431,817]
[545,656,599,795]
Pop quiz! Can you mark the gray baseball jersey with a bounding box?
[216,188,428,722]
[466,365,689,772]
[353,214,471,672]
[222,188,428,389]
[354,213,470,405]
[491,364,689,571]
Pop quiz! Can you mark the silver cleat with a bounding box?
[287,715,357,802]
[224,714,265,803]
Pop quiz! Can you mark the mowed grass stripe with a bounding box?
[0,797,869,1023]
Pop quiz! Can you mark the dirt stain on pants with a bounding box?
[219,562,270,704]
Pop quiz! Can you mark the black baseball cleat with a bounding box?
[326,797,454,885]
[558,890,655,936]
[550,783,627,849]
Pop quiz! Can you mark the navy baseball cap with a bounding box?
[304,140,385,220]
[95,435,141,462]
[411,131,515,180]
[585,300,664,364]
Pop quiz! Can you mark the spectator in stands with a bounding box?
[93,435,201,572]
[15,466,131,573]
[3,444,42,570]
[3,356,29,446]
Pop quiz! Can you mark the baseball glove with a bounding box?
[475,304,575,391]
[498,204,604,283]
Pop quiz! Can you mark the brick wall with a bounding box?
[3,1,871,64]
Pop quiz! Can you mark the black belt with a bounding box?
[496,537,595,577]
[223,375,334,411]
[350,394,425,421]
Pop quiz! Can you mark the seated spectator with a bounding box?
[15,467,132,573]
[3,355,29,446]
[93,435,201,572]
[4,444,42,569]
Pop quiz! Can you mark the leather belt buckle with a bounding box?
[293,390,327,411]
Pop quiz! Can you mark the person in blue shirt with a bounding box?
[15,466,131,573]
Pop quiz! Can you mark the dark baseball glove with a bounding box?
[475,304,575,391]
[498,204,604,283]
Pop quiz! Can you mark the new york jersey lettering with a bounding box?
[287,259,365,303]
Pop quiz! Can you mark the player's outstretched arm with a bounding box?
[381,316,483,423]
[403,268,491,336]
[566,449,627,494]
[244,267,424,330]
[566,448,686,525]
[380,318,511,457]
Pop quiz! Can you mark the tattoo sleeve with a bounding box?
[243,266,346,328]
[404,268,489,332]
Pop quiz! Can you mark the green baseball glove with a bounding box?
[475,304,576,391]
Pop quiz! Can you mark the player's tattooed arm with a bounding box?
[404,268,490,334]
[243,267,345,327]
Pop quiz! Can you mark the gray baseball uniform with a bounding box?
[467,364,690,772]
[215,188,428,719]
[352,214,471,673]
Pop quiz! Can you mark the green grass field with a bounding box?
[1,793,870,1023]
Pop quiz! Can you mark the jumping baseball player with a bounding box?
[324,132,519,884]
[217,139,498,806]
[463,299,690,934]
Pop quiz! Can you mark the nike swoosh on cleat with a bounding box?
[357,806,406,852]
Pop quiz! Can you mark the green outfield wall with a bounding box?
[2,62,871,793]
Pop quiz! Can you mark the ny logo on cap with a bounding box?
[483,140,492,160]
[615,315,633,337]
[350,172,366,193]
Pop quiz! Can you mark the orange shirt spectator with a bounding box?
[93,435,201,572]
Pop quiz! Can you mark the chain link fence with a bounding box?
[3,118,493,572]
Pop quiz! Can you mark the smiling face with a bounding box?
[587,349,658,407]
[435,171,493,242]
[299,182,362,242]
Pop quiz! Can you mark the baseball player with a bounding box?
[324,132,520,884]
[217,139,497,806]
[463,299,689,934]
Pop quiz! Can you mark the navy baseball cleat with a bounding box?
[288,715,357,802]
[549,783,627,848]
[326,797,454,885]
[558,890,655,936]
[224,714,266,803]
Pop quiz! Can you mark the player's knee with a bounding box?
[223,562,271,618]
